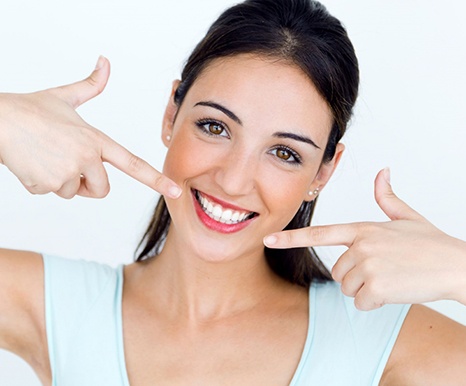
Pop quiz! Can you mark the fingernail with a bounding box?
[264,235,277,246]
[95,55,105,70]
[168,185,182,199]
[383,167,391,184]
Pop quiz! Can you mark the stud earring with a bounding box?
[308,187,320,196]
[166,135,171,141]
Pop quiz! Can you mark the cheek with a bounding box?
[162,129,215,184]
[162,128,196,183]
[260,171,311,229]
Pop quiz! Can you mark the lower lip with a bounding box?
[192,190,257,234]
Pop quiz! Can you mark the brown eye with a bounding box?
[270,146,302,165]
[209,123,223,135]
[276,148,291,160]
[196,119,230,138]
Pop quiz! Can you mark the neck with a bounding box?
[132,228,284,323]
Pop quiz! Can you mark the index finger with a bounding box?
[101,136,182,199]
[263,223,358,249]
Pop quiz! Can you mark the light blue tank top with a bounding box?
[43,254,410,386]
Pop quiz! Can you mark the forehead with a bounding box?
[183,54,333,145]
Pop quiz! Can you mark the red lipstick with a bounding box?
[191,190,257,234]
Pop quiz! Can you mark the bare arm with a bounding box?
[264,169,466,381]
[381,304,466,385]
[0,57,183,385]
[0,249,51,384]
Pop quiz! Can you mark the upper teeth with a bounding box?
[196,191,254,224]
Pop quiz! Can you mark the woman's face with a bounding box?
[162,54,343,262]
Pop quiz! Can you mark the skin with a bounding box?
[120,55,343,384]
[0,55,342,385]
[267,168,466,383]
[160,55,341,264]
[0,55,465,384]
[0,56,181,200]
[266,168,466,310]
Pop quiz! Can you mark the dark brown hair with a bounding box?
[137,0,359,287]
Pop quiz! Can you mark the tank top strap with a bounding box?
[43,254,127,386]
[292,280,410,385]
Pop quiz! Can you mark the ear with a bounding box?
[162,79,181,147]
[305,143,345,201]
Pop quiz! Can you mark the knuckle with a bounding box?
[64,164,80,179]
[354,222,372,238]
[152,173,164,189]
[309,227,326,243]
[359,259,377,276]
[127,154,144,174]
[355,238,373,257]
[22,180,37,190]
[354,297,368,311]
[355,293,384,312]
[102,183,111,197]
[95,184,111,199]
[363,279,383,300]
[81,148,99,164]
[340,281,353,297]
[285,231,294,246]
[48,180,63,192]
[22,179,50,195]
[375,190,393,205]
[364,279,377,294]
[331,265,342,282]
[374,192,384,206]
[56,191,74,200]
[86,75,105,95]
[354,292,376,311]
[24,185,39,195]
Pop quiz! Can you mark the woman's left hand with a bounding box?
[264,169,466,310]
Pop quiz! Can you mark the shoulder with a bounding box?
[381,304,466,385]
[43,253,121,319]
[43,253,118,287]
[43,254,124,383]
[301,280,410,385]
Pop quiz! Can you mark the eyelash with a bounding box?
[270,145,302,165]
[195,118,230,138]
[194,118,302,165]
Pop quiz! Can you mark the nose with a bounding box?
[214,148,257,197]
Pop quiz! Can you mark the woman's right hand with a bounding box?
[0,56,182,199]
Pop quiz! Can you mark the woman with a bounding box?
[1,0,465,385]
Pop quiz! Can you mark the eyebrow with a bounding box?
[194,100,320,149]
[194,101,242,125]
[273,132,321,149]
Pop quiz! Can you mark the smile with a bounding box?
[191,189,258,234]
[194,190,257,224]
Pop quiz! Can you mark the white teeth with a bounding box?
[220,209,233,223]
[212,205,222,221]
[195,190,254,224]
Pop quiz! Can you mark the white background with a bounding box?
[0,0,465,384]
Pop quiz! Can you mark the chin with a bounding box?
[186,231,263,263]
[189,235,258,264]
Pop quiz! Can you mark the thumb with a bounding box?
[374,168,424,221]
[49,56,110,109]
